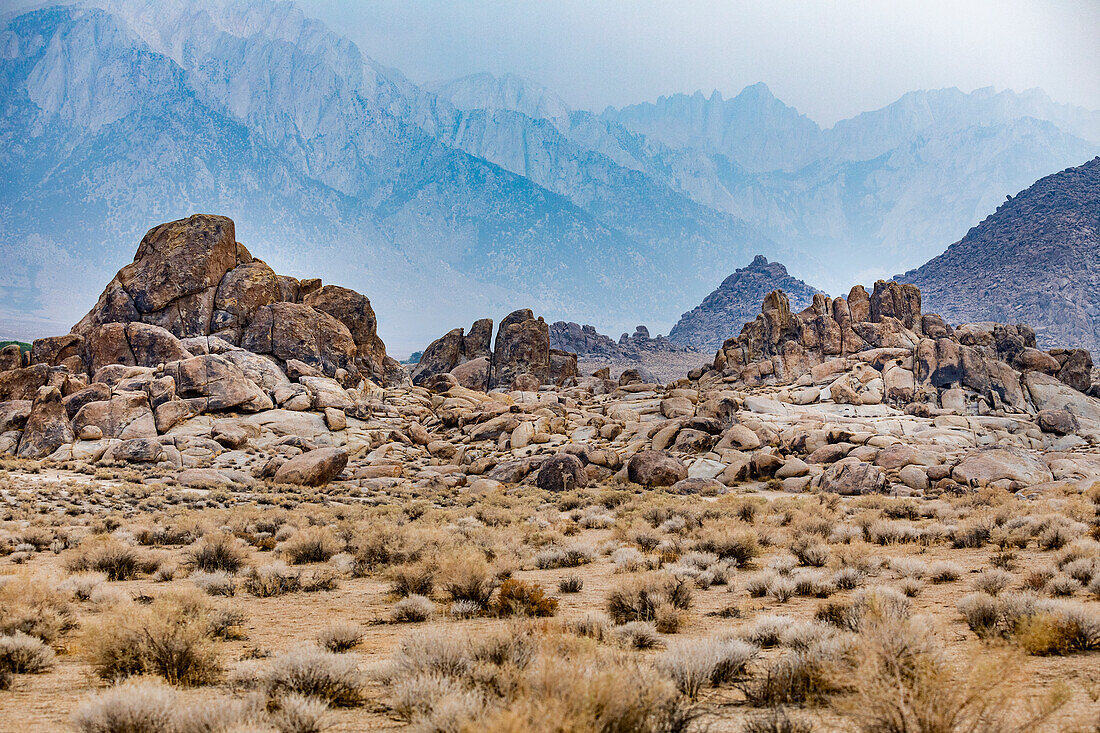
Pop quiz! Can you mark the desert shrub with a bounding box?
[746,571,776,598]
[567,613,611,642]
[816,587,910,632]
[0,631,55,673]
[69,538,143,581]
[536,545,594,569]
[951,520,992,548]
[1045,574,1081,597]
[299,568,338,593]
[0,574,75,643]
[656,637,757,698]
[558,575,583,593]
[694,528,760,565]
[654,603,684,634]
[959,592,1100,654]
[190,571,236,597]
[492,580,558,618]
[743,615,795,648]
[927,561,962,583]
[958,593,1001,638]
[349,525,425,575]
[387,562,435,598]
[71,678,177,733]
[438,552,500,610]
[317,622,364,652]
[83,594,222,686]
[281,528,342,565]
[613,621,663,649]
[831,566,864,590]
[790,537,830,567]
[242,562,301,597]
[268,692,329,733]
[768,576,797,603]
[611,547,648,573]
[971,568,1012,596]
[898,577,923,598]
[391,595,435,623]
[261,646,364,707]
[59,572,108,601]
[739,651,839,706]
[185,533,247,573]
[606,572,692,624]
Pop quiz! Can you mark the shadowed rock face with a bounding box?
[670,255,821,351]
[57,214,402,385]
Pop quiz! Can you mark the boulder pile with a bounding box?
[5,225,1100,501]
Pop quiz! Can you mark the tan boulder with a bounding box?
[73,392,157,440]
[627,450,688,487]
[951,448,1053,488]
[18,386,74,458]
[241,302,358,379]
[273,447,348,486]
[0,363,51,401]
[161,355,272,412]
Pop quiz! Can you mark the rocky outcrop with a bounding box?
[415,310,578,391]
[670,255,821,351]
[60,214,402,385]
[708,278,1097,415]
[901,157,1100,352]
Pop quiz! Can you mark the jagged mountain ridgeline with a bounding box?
[900,157,1100,352]
[2,0,1099,352]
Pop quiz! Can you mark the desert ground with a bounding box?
[1,458,1098,733]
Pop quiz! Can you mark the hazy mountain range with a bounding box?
[2,0,1098,355]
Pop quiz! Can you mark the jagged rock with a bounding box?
[535,453,587,492]
[1051,348,1093,392]
[82,322,193,373]
[75,214,239,337]
[303,284,390,381]
[952,448,1053,488]
[210,260,281,342]
[17,386,74,458]
[0,401,31,433]
[491,309,550,388]
[548,349,578,385]
[0,345,23,371]
[0,363,51,401]
[627,450,688,487]
[241,302,358,380]
[31,334,84,370]
[272,447,348,486]
[161,355,272,412]
[412,328,465,385]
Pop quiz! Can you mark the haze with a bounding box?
[298,0,1099,125]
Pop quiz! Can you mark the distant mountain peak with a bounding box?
[431,70,572,125]
[668,255,821,351]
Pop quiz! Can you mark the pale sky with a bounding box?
[297,0,1100,125]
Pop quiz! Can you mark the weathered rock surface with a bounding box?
[273,447,349,486]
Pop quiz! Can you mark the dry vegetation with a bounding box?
[0,459,1099,732]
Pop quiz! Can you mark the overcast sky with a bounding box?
[297,0,1099,126]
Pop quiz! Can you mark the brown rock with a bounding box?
[161,355,272,412]
[241,302,358,379]
[0,400,31,433]
[817,459,887,495]
[18,386,75,458]
[870,280,921,330]
[535,453,588,492]
[491,309,550,388]
[627,450,688,487]
[450,357,490,391]
[72,392,157,440]
[210,260,281,342]
[272,447,348,486]
[412,328,465,385]
[31,334,84,367]
[303,284,390,381]
[1037,409,1078,435]
[0,363,50,401]
[0,344,23,371]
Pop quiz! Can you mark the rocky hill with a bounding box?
[669,256,820,351]
[900,157,1100,351]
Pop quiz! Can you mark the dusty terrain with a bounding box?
[0,460,1098,732]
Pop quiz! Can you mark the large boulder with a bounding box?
[210,260,281,343]
[0,363,51,401]
[951,448,1053,488]
[449,357,491,391]
[72,392,157,440]
[412,328,465,385]
[303,285,388,380]
[83,322,193,374]
[31,334,84,369]
[817,459,887,495]
[75,214,239,337]
[0,401,31,433]
[535,453,588,492]
[491,309,550,388]
[1025,372,1100,423]
[0,345,23,371]
[627,450,688,487]
[273,447,348,486]
[241,302,358,379]
[464,319,494,360]
[18,386,74,458]
[161,355,272,412]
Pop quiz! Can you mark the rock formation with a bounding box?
[414,310,578,390]
[900,157,1100,352]
[70,214,404,386]
[550,322,686,359]
[670,255,820,351]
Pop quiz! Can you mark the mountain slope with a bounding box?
[900,157,1100,351]
[669,255,821,351]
